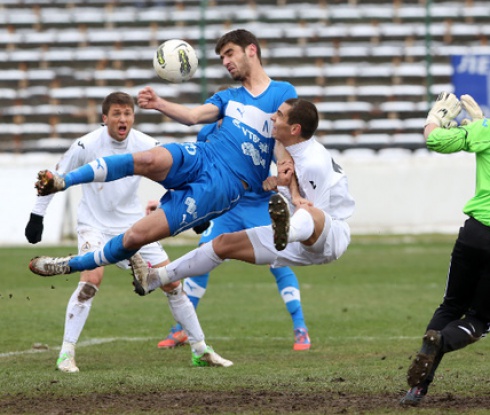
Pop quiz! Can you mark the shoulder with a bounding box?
[129,129,160,148]
[268,80,297,99]
[270,80,296,92]
[70,126,104,150]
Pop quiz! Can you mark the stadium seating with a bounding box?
[0,0,488,153]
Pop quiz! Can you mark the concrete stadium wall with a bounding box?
[0,150,475,246]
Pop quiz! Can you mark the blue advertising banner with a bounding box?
[452,55,490,116]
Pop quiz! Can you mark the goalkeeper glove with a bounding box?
[25,213,44,244]
[425,92,462,128]
[460,94,484,125]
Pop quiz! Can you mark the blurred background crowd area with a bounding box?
[1,0,489,153]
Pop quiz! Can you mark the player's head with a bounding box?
[272,99,319,143]
[215,29,262,81]
[101,92,135,142]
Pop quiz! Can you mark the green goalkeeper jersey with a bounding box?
[426,119,490,226]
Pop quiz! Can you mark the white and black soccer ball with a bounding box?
[153,39,198,83]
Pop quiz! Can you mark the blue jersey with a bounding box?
[158,80,296,235]
[196,113,276,207]
[204,81,297,194]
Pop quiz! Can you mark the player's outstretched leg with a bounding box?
[130,253,161,295]
[268,193,290,251]
[35,170,66,196]
[29,256,74,276]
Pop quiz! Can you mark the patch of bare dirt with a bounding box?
[2,390,490,414]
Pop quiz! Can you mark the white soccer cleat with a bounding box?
[192,346,233,367]
[35,170,66,196]
[130,253,160,296]
[29,256,73,276]
[268,193,290,251]
[56,352,79,373]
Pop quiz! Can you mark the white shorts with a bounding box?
[246,214,351,268]
[77,226,169,270]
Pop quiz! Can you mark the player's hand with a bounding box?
[276,160,294,187]
[460,94,484,126]
[425,92,462,128]
[137,86,160,110]
[292,196,313,209]
[25,213,44,244]
[145,200,159,216]
[263,176,278,192]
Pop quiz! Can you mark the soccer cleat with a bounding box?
[191,346,233,367]
[157,325,189,349]
[56,352,79,373]
[400,385,428,406]
[268,193,290,251]
[293,327,311,351]
[29,256,73,276]
[35,170,66,196]
[130,253,159,296]
[407,330,442,388]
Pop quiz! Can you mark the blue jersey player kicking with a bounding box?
[156,120,310,351]
[29,29,299,354]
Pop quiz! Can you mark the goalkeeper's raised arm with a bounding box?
[424,93,490,154]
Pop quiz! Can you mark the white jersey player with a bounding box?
[130,98,355,300]
[25,92,232,372]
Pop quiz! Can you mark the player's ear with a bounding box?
[101,114,107,125]
[291,123,301,137]
[246,43,257,58]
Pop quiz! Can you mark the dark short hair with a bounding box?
[101,92,135,116]
[215,29,262,63]
[284,98,319,140]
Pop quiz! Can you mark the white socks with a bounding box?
[165,282,204,346]
[60,282,98,355]
[288,209,315,243]
[157,242,224,286]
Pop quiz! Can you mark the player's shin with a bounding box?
[159,243,224,284]
[64,154,134,187]
[165,282,204,345]
[69,234,138,272]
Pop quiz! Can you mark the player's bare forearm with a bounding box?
[137,86,219,126]
[424,123,438,140]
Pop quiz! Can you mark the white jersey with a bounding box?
[247,137,355,268]
[32,126,160,234]
[282,137,355,220]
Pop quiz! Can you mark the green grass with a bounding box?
[1,235,490,414]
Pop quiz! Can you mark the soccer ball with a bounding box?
[153,39,198,83]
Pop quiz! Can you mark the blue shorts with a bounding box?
[199,195,272,244]
[159,142,245,236]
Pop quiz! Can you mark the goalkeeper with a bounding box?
[401,93,490,405]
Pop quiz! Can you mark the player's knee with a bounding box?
[163,281,182,294]
[134,147,170,180]
[78,282,98,302]
[123,228,145,250]
[211,234,229,259]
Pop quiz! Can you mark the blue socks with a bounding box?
[271,267,307,330]
[64,154,135,189]
[68,234,138,272]
[184,274,210,309]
